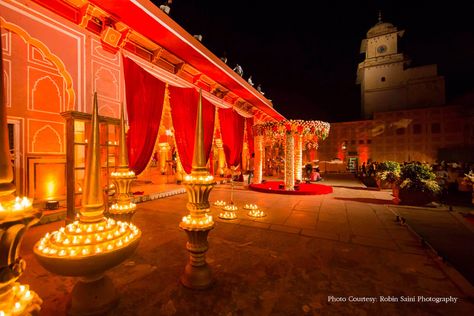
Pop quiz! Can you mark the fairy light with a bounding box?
[248,209,266,218]
[244,204,259,210]
[110,171,136,178]
[184,175,214,183]
[213,200,226,207]
[35,218,141,258]
[219,204,238,220]
[181,214,214,227]
[109,202,136,211]
[0,196,33,219]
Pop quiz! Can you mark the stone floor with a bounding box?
[20,175,474,315]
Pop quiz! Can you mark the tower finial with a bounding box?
[117,102,129,170]
[378,10,382,23]
[80,92,104,222]
[191,89,207,174]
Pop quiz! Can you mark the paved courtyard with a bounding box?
[20,175,474,315]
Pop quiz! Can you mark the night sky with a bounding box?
[153,1,474,122]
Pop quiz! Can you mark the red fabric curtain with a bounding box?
[123,57,166,175]
[246,117,254,155]
[219,108,245,167]
[169,87,215,174]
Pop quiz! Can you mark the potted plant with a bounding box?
[396,163,440,206]
[464,171,474,207]
[376,161,400,190]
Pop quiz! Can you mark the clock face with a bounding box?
[377,45,387,54]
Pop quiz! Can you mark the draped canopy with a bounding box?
[219,108,245,168]
[123,57,166,175]
[123,56,252,175]
[169,87,215,174]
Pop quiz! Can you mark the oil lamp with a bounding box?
[0,35,42,315]
[179,90,216,289]
[213,200,226,207]
[244,204,266,218]
[109,103,136,222]
[219,203,238,220]
[34,93,141,315]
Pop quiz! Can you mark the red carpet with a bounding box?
[249,181,333,195]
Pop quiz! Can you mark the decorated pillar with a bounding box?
[179,90,215,289]
[254,135,263,184]
[158,142,170,174]
[284,131,295,190]
[294,134,303,182]
[109,103,137,222]
[34,94,141,315]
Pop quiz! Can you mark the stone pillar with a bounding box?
[254,135,263,184]
[284,132,295,190]
[294,134,302,182]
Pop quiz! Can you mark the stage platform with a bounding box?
[249,181,333,195]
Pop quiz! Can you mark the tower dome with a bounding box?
[367,11,397,38]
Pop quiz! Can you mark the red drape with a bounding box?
[219,108,245,167]
[246,117,254,155]
[123,57,166,175]
[169,87,215,174]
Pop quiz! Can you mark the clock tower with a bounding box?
[357,12,445,118]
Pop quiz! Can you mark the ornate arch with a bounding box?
[32,124,63,153]
[32,76,62,112]
[1,17,76,110]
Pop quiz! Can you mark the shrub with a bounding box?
[398,163,440,194]
[376,161,400,183]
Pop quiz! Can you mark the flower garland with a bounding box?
[254,120,329,148]
[253,120,330,140]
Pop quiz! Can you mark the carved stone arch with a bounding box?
[32,76,62,113]
[94,67,118,100]
[32,125,63,153]
[0,17,76,109]
[99,105,115,118]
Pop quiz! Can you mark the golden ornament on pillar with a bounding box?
[179,89,216,289]
[109,103,137,222]
[0,34,43,315]
[34,93,141,315]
